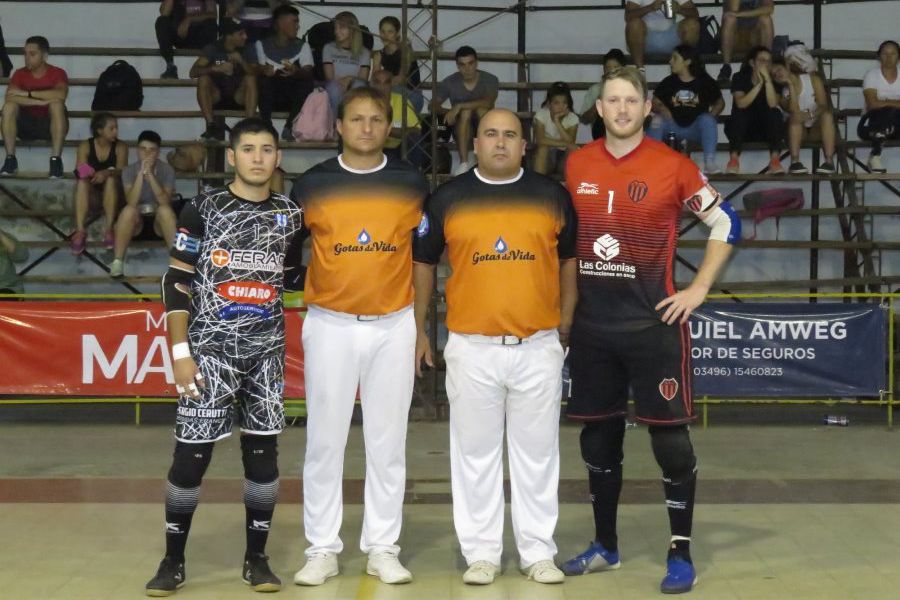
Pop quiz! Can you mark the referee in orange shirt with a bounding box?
[414,108,577,586]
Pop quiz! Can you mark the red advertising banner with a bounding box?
[0,302,305,397]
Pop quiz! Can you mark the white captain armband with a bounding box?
[701,203,741,244]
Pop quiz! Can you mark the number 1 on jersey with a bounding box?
[607,190,614,214]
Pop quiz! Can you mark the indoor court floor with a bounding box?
[2,420,900,599]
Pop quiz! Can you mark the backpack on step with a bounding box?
[92,60,144,110]
[291,87,335,141]
[697,15,720,55]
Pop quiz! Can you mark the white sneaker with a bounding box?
[868,154,886,173]
[462,560,499,585]
[453,158,474,177]
[366,551,412,584]
[522,559,565,584]
[703,161,721,175]
[293,553,338,586]
[109,258,125,279]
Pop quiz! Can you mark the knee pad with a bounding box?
[241,434,279,483]
[648,425,696,484]
[580,419,626,475]
[167,441,214,488]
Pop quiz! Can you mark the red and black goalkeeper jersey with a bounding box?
[565,136,712,333]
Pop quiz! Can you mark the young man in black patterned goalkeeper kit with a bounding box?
[146,117,304,597]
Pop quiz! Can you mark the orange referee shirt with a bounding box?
[414,168,577,338]
[291,155,429,315]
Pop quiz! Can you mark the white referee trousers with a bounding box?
[443,329,564,569]
[301,304,416,557]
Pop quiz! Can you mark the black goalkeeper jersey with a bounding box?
[170,186,303,359]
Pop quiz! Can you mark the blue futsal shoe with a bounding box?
[560,541,621,576]
[660,556,697,593]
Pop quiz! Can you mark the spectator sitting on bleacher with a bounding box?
[724,45,784,174]
[716,0,775,83]
[533,82,578,175]
[0,227,28,297]
[371,69,422,166]
[109,130,176,279]
[225,0,287,43]
[580,49,626,140]
[433,46,499,176]
[155,0,219,80]
[323,11,372,115]
[70,113,128,255]
[0,36,69,179]
[191,19,258,141]
[253,4,315,141]
[625,0,699,70]
[770,57,836,175]
[372,16,423,113]
[858,40,900,173]
[648,44,724,174]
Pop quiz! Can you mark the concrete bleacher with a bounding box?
[0,0,898,295]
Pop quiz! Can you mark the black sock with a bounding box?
[663,469,697,562]
[668,539,692,563]
[244,479,279,556]
[588,463,623,552]
[164,482,200,561]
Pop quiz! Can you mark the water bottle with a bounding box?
[663,0,675,19]
[823,415,849,426]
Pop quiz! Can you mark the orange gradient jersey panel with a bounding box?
[444,200,565,338]
[414,170,577,339]
[304,191,422,315]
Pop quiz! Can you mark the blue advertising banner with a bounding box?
[690,303,887,398]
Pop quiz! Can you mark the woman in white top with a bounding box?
[858,40,900,172]
[771,57,836,174]
[533,82,579,175]
[323,11,371,113]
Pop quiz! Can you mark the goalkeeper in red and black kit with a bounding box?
[146,117,303,597]
[560,67,740,594]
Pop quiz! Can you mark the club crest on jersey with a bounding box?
[472,235,535,265]
[628,180,648,203]
[593,234,620,261]
[659,378,679,401]
[577,182,600,195]
[416,214,429,238]
[273,213,288,228]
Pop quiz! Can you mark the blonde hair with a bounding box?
[334,11,363,59]
[600,65,649,101]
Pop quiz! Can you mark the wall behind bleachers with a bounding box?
[0,1,897,291]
